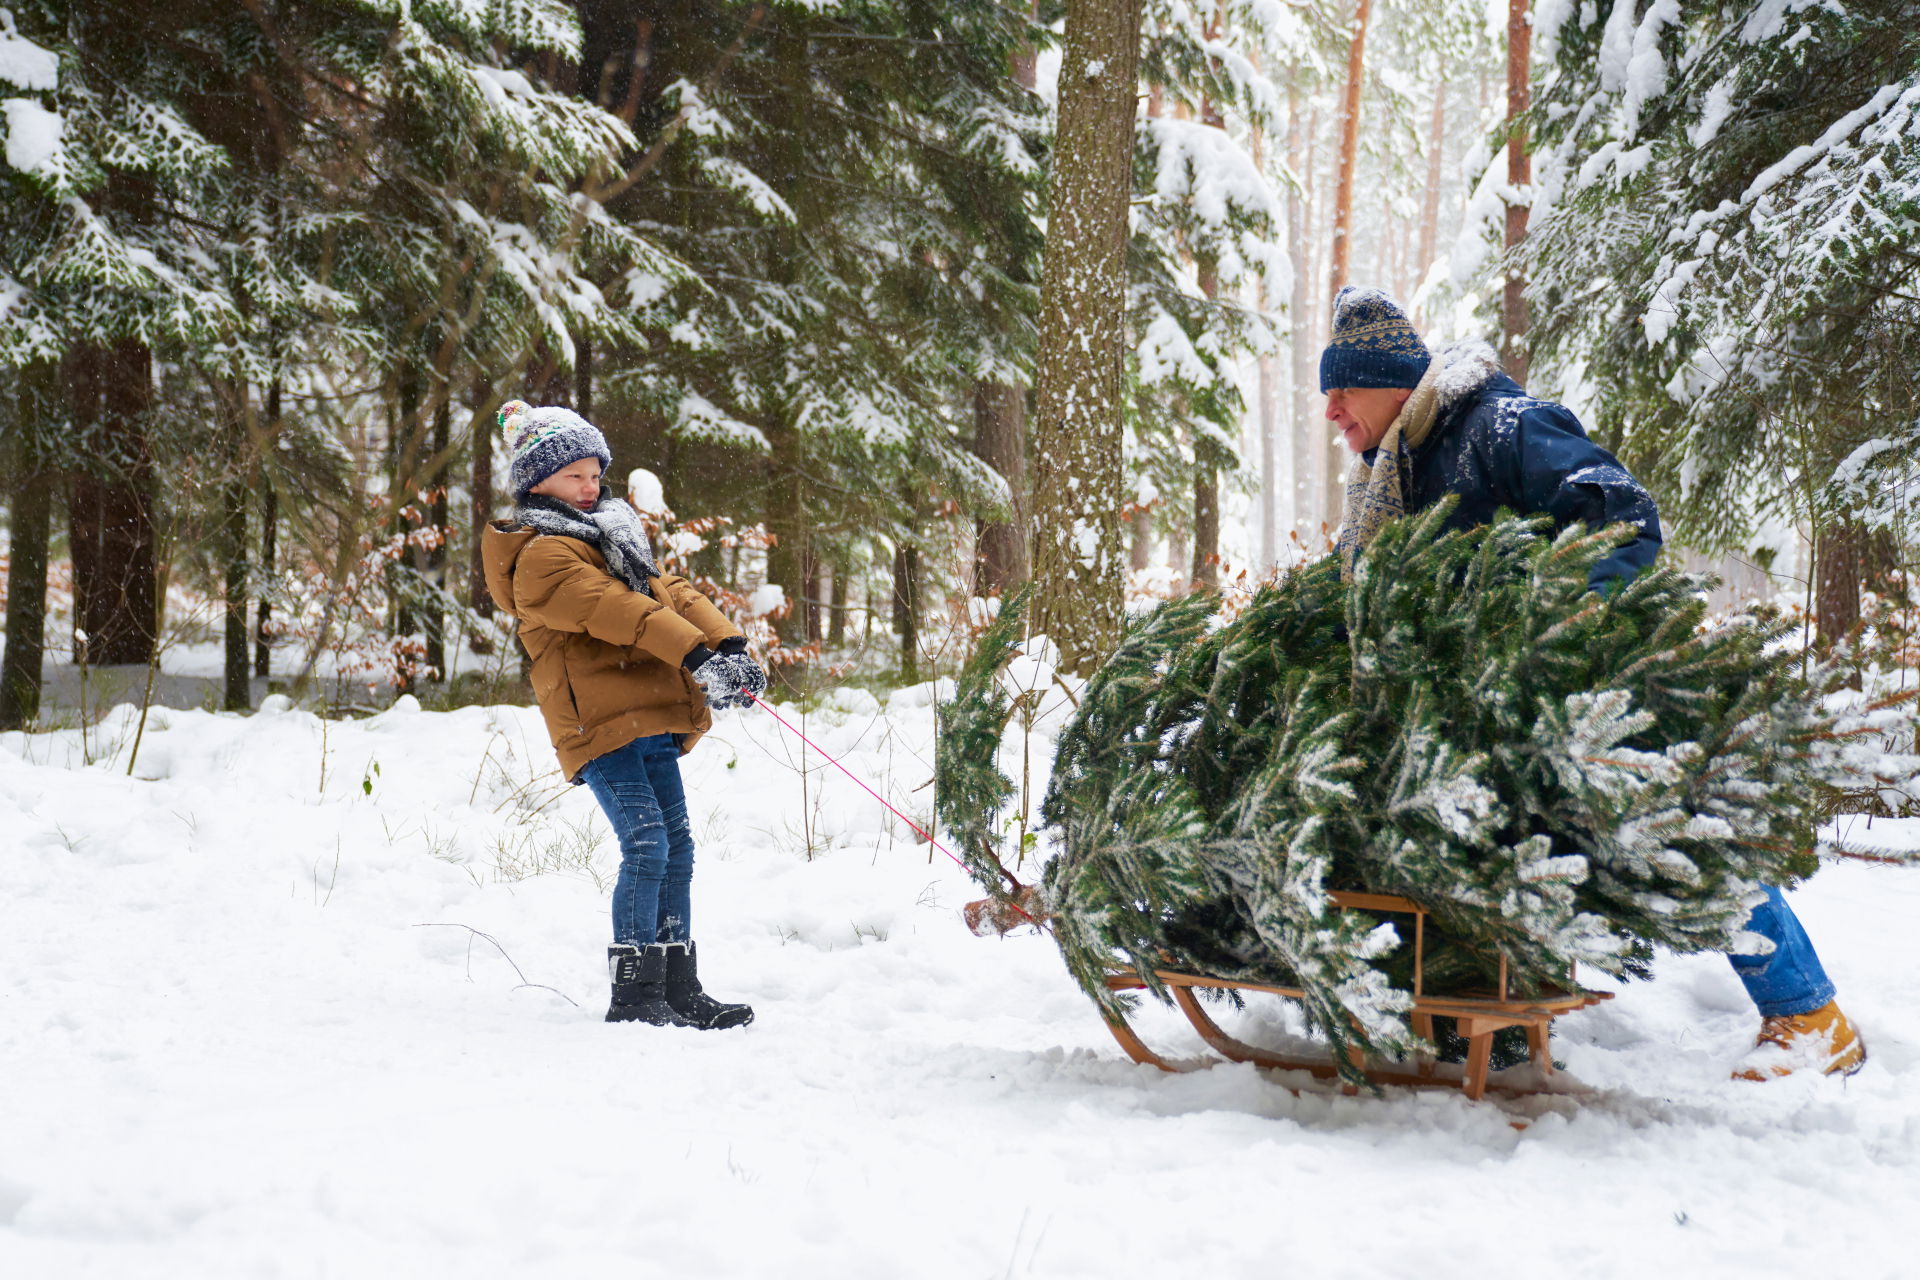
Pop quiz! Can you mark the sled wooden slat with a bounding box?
[1324,890,1427,914]
[1103,964,1611,1100]
[1097,889,1616,1101]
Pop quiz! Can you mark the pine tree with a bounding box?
[941,504,1868,1080]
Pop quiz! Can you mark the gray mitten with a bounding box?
[691,651,767,710]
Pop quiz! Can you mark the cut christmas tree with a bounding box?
[939,503,1881,1081]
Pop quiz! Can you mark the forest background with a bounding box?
[1,0,1916,733]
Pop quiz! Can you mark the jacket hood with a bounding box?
[481,521,538,618]
[1429,341,1507,413]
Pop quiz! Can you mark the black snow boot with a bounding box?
[662,941,754,1030]
[605,944,692,1026]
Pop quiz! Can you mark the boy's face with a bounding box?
[530,458,604,511]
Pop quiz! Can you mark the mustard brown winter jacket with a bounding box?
[482,523,744,779]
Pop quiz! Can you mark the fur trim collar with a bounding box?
[1430,341,1504,412]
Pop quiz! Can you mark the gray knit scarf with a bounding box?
[514,494,659,597]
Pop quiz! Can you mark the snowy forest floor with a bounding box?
[4,685,1919,1279]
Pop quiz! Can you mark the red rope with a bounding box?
[745,692,1046,931]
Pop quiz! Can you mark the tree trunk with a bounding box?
[1257,348,1277,569]
[765,411,810,672]
[424,396,450,681]
[68,340,158,666]
[1816,522,1865,646]
[1327,0,1371,534]
[892,538,921,683]
[1192,467,1220,590]
[761,27,813,681]
[524,338,573,408]
[1010,0,1039,90]
[974,4,1039,601]
[222,386,252,711]
[1413,80,1447,325]
[577,333,594,425]
[1169,498,1191,586]
[391,371,422,694]
[1502,0,1532,383]
[469,378,496,648]
[254,377,280,679]
[1129,503,1153,571]
[1,363,58,729]
[1249,94,1277,572]
[1329,0,1371,296]
[1029,0,1142,674]
[1287,77,1319,549]
[828,560,849,647]
[1192,263,1222,591]
[973,381,1029,595]
[801,546,822,644]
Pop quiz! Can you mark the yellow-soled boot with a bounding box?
[1731,1000,1867,1080]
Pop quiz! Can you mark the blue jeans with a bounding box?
[579,734,695,946]
[1728,885,1836,1017]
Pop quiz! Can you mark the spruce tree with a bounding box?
[941,505,1867,1079]
[1525,1,1920,562]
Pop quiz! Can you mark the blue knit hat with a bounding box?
[1319,287,1431,392]
[498,400,611,501]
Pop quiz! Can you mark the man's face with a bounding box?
[1325,386,1414,454]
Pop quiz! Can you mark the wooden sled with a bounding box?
[1102,891,1613,1101]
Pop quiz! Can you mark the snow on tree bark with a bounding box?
[1030,0,1143,675]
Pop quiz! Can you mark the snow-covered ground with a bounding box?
[4,687,1918,1279]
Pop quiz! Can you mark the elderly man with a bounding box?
[1320,286,1865,1080]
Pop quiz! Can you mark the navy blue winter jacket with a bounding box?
[1372,347,1662,589]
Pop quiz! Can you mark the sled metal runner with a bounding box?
[1101,891,1614,1101]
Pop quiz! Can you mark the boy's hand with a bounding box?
[692,651,767,710]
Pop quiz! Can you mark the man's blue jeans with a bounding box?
[579,734,695,946]
[1729,885,1836,1017]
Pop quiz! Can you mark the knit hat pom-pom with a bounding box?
[497,399,533,439]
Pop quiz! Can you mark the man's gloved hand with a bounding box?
[690,650,768,710]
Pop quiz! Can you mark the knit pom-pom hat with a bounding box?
[498,399,612,501]
[1319,286,1431,392]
